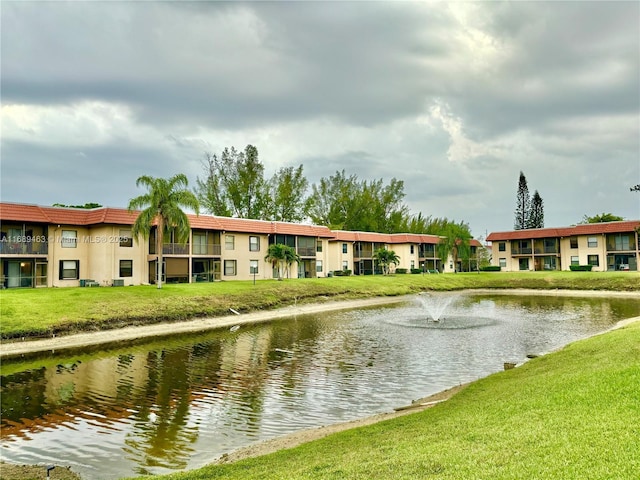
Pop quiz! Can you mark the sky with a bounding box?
[2,1,639,239]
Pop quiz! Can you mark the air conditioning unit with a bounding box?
[112,279,125,287]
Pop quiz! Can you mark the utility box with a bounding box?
[112,279,125,287]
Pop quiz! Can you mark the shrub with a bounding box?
[395,268,408,274]
[410,268,422,274]
[569,265,593,271]
[333,270,352,276]
[480,266,501,272]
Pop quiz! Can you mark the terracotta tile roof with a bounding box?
[0,203,141,226]
[0,203,53,223]
[331,230,444,244]
[486,220,640,242]
[0,202,334,237]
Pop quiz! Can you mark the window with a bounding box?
[498,242,506,252]
[342,243,348,254]
[570,237,578,249]
[119,260,133,277]
[249,236,260,252]
[193,233,207,255]
[119,230,132,247]
[342,260,349,270]
[410,245,415,254]
[59,260,79,280]
[499,258,506,268]
[411,260,415,269]
[249,260,259,274]
[587,236,597,248]
[317,242,323,253]
[225,235,235,250]
[614,235,631,251]
[61,230,77,248]
[588,255,599,267]
[316,260,323,273]
[224,260,237,276]
[571,256,579,265]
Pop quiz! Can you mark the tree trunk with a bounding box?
[156,216,164,289]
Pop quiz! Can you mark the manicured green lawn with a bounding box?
[128,321,640,480]
[1,271,638,338]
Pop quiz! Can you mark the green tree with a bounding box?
[195,145,269,219]
[307,171,411,232]
[128,174,199,289]
[52,202,102,209]
[514,171,531,230]
[267,165,310,222]
[307,170,362,229]
[581,213,625,224]
[264,243,300,280]
[433,220,472,273]
[373,247,400,275]
[527,190,544,228]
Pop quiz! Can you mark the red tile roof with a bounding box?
[0,202,333,237]
[331,230,443,244]
[486,221,640,242]
[0,202,485,245]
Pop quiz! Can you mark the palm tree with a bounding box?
[265,243,300,279]
[373,247,400,275]
[128,174,199,288]
[282,245,301,278]
[436,223,471,273]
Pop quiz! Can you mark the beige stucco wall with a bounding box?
[220,232,271,281]
[47,224,148,287]
[327,240,352,273]
[559,234,608,272]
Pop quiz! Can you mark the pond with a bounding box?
[1,293,639,479]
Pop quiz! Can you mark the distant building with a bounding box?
[486,221,640,272]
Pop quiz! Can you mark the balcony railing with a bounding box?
[162,243,189,255]
[297,247,316,257]
[355,247,374,258]
[0,241,48,255]
[607,244,637,252]
[192,244,222,256]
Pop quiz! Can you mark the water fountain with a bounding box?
[382,293,498,330]
[417,292,459,323]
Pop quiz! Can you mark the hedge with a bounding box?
[569,265,594,271]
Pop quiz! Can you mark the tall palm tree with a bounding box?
[128,174,199,288]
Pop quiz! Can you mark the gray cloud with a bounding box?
[1,1,638,237]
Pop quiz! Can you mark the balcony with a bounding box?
[297,247,316,257]
[0,241,48,255]
[162,243,189,255]
[192,244,222,256]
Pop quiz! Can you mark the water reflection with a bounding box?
[1,294,639,479]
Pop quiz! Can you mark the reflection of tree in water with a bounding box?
[0,367,48,433]
[124,348,199,474]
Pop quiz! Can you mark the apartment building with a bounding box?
[0,202,483,288]
[486,221,640,272]
[329,230,448,274]
[0,202,335,288]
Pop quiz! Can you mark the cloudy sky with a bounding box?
[2,1,639,238]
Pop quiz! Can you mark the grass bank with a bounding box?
[129,320,640,480]
[1,271,638,339]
